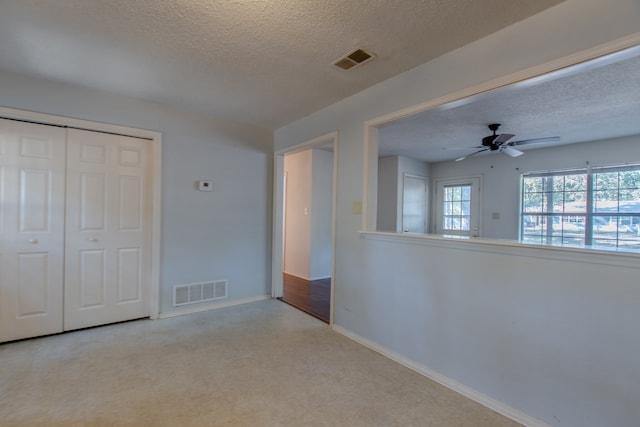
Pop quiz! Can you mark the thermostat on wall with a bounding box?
[198,180,213,191]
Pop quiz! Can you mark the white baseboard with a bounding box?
[158,295,271,319]
[332,325,550,427]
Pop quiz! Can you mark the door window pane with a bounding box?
[443,184,471,232]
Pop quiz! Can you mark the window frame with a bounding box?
[520,164,640,249]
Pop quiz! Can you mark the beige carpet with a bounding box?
[0,299,521,427]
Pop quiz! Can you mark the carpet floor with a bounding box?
[0,299,521,427]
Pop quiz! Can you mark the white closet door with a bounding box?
[64,129,150,330]
[0,118,66,342]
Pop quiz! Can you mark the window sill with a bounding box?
[359,231,640,268]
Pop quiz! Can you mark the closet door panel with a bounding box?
[0,119,65,343]
[16,252,51,315]
[78,249,107,308]
[80,172,107,231]
[64,129,150,330]
[118,247,141,303]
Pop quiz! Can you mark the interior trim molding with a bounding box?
[332,324,551,427]
[360,231,640,269]
[0,106,161,140]
[158,295,271,319]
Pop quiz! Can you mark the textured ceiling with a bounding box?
[378,45,640,163]
[0,0,564,129]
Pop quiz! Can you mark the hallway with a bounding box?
[280,273,330,323]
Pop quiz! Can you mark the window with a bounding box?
[443,185,471,232]
[521,165,640,249]
[435,177,480,236]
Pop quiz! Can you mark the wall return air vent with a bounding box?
[333,48,376,70]
[173,280,228,307]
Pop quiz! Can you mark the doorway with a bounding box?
[272,133,337,324]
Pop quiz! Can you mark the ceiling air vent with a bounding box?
[333,48,375,70]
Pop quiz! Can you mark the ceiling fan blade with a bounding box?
[455,148,488,162]
[508,136,560,146]
[442,145,484,150]
[500,146,524,157]
[494,133,515,144]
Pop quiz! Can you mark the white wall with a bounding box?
[310,149,334,279]
[399,155,430,178]
[274,1,640,426]
[0,70,273,314]
[430,135,640,240]
[377,156,399,232]
[284,150,312,278]
[377,155,429,232]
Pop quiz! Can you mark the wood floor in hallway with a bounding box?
[279,273,330,323]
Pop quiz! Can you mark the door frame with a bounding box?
[272,132,338,325]
[0,106,162,319]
